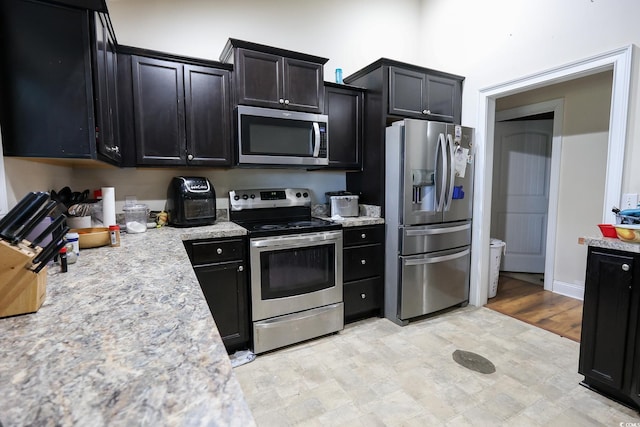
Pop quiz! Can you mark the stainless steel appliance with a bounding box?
[229,188,343,354]
[385,119,474,325]
[236,105,329,166]
[166,176,216,227]
[325,191,359,217]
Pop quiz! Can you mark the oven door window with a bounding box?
[260,243,335,299]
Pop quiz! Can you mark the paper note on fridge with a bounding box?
[455,147,469,178]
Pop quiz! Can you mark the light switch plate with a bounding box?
[622,193,638,209]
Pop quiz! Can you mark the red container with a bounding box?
[598,224,618,238]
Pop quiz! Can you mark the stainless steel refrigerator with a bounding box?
[385,119,474,325]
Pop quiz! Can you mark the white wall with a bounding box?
[496,72,612,296]
[418,0,640,194]
[107,0,423,80]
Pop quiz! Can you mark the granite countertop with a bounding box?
[580,236,640,253]
[313,203,385,227]
[0,221,255,426]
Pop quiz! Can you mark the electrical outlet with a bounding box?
[622,193,639,209]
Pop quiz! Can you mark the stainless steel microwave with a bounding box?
[236,105,329,166]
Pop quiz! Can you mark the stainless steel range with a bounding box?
[229,188,344,354]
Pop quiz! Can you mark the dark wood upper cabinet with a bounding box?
[131,56,186,165]
[124,48,232,167]
[323,83,364,170]
[184,65,231,166]
[389,66,461,122]
[0,0,119,164]
[93,11,120,163]
[220,39,328,113]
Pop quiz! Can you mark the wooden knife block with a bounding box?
[0,240,47,318]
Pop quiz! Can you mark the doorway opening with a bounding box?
[469,45,633,308]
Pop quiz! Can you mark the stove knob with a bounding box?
[303,192,308,198]
[242,194,249,200]
[250,194,255,199]
[296,192,302,198]
[234,195,240,201]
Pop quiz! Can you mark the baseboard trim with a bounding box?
[553,280,584,300]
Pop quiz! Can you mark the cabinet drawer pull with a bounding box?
[361,259,366,265]
[279,98,285,104]
[361,293,366,299]
[216,248,223,254]
[361,233,366,239]
[238,265,244,272]
[284,99,290,105]
[622,263,630,271]
[187,154,194,161]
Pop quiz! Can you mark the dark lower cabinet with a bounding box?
[579,246,640,410]
[343,225,384,323]
[184,237,249,353]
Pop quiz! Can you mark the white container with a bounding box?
[66,216,91,229]
[123,204,149,234]
[489,238,506,298]
[65,232,80,257]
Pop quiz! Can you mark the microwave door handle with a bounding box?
[312,122,321,157]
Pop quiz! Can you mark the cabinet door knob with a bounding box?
[238,265,244,272]
[216,248,223,254]
[622,263,630,271]
[361,233,366,239]
[284,99,290,105]
[279,98,285,104]
[422,109,429,115]
[187,154,194,161]
[361,293,366,299]
[361,259,366,265]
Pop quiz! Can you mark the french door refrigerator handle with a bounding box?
[404,248,470,266]
[404,223,471,236]
[436,133,447,212]
[444,133,456,210]
[312,122,321,157]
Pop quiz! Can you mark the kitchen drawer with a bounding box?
[344,244,383,282]
[187,238,245,265]
[344,225,384,247]
[344,277,382,321]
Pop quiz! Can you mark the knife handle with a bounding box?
[31,224,69,266]
[32,239,67,274]
[0,192,38,231]
[11,200,58,244]
[29,214,66,249]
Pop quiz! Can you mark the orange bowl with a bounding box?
[597,224,618,238]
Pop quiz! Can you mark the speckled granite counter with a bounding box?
[580,236,640,253]
[313,203,385,227]
[0,221,255,426]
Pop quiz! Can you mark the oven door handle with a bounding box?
[251,231,342,248]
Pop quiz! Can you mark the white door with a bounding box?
[491,120,553,273]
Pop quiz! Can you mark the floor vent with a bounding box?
[452,350,496,374]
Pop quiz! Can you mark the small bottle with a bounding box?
[335,68,343,84]
[65,232,80,258]
[59,247,68,273]
[109,225,121,247]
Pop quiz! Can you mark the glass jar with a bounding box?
[123,204,149,234]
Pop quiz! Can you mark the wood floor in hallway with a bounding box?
[485,274,583,342]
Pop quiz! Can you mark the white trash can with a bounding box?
[489,238,506,298]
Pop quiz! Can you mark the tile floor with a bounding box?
[234,306,638,426]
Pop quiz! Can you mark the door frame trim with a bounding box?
[495,100,564,293]
[470,45,633,307]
